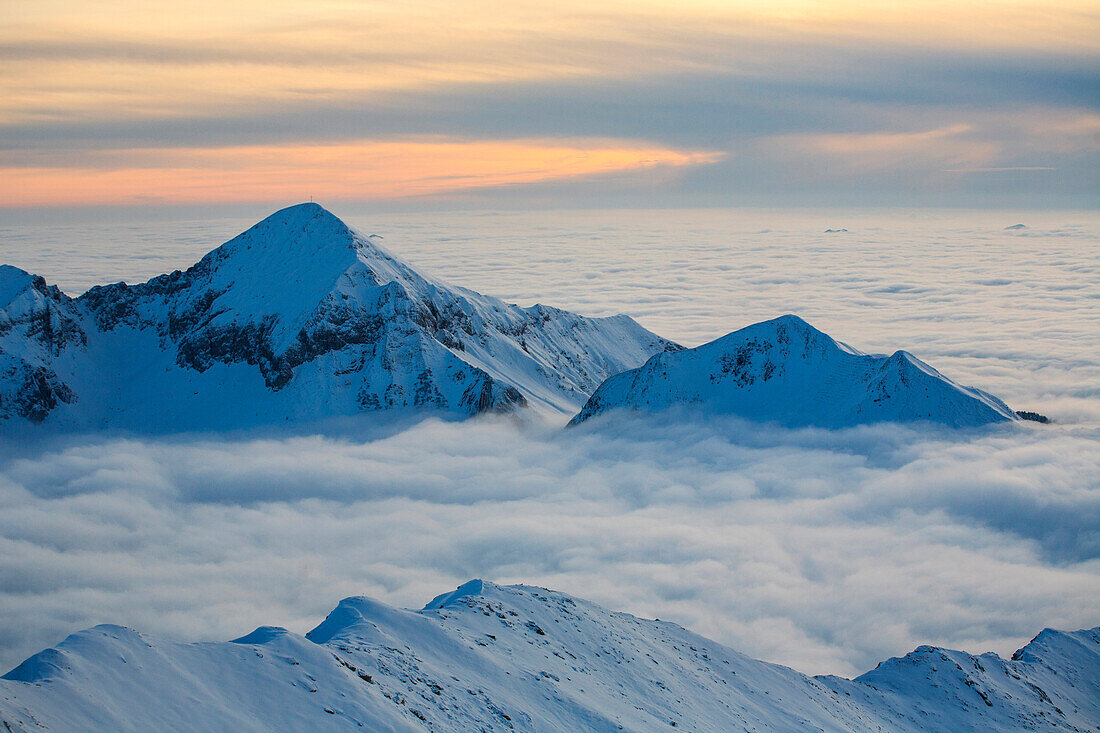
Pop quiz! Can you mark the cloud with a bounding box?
[759,124,1002,177]
[0,139,721,207]
[941,167,1058,173]
[3,41,1095,153]
[1,1,1096,207]
[0,414,1096,679]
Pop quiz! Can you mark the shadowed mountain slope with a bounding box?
[2,580,1096,732]
[0,204,677,430]
[571,315,1019,428]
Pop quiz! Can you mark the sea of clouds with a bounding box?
[0,207,1097,677]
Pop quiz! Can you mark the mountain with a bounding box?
[2,580,1096,732]
[570,315,1020,428]
[0,204,677,430]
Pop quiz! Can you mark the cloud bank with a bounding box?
[1,415,1097,678]
[0,209,1095,679]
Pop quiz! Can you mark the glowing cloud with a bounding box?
[3,1,1095,125]
[1,0,1095,206]
[760,124,1002,176]
[0,139,722,207]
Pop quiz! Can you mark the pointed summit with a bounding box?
[212,202,359,262]
[0,265,37,307]
[570,315,1019,428]
[423,579,487,610]
[272,201,329,218]
[714,314,861,357]
[238,202,406,267]
[162,202,432,346]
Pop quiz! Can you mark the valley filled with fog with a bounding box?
[1,207,1096,677]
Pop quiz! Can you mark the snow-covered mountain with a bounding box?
[2,580,1096,732]
[0,204,677,430]
[571,314,1020,428]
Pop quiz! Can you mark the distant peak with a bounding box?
[277,201,328,215]
[305,595,396,644]
[1,647,68,682]
[0,263,33,280]
[0,264,43,306]
[768,314,814,329]
[258,201,346,229]
[206,201,361,269]
[741,314,828,341]
[230,626,289,645]
[423,579,487,610]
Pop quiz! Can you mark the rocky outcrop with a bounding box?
[0,204,675,430]
[0,267,85,422]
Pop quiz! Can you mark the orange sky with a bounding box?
[5,1,1094,126]
[1,0,1096,207]
[0,140,722,207]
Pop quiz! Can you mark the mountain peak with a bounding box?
[248,202,355,245]
[2,206,675,428]
[708,314,857,360]
[216,202,358,260]
[260,201,342,225]
[423,579,487,610]
[0,265,42,307]
[199,202,435,308]
[229,626,289,645]
[729,314,834,343]
[766,313,812,329]
[571,315,1019,428]
[275,201,329,217]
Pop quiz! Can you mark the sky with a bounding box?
[2,0,1097,211]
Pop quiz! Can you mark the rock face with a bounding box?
[2,581,1097,732]
[0,204,677,431]
[571,315,1019,428]
[0,267,85,423]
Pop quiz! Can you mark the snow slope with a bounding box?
[571,314,1020,428]
[1,581,1096,732]
[0,204,677,430]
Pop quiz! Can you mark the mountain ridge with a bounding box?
[0,203,678,430]
[570,314,1021,428]
[2,580,1096,732]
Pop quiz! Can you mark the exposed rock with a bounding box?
[571,315,1021,429]
[0,204,675,430]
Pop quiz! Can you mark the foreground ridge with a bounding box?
[2,581,1097,732]
[0,203,676,430]
[571,314,1021,428]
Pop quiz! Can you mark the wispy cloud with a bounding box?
[942,167,1057,173]
[762,124,1000,173]
[1,0,1096,207]
[0,139,721,207]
